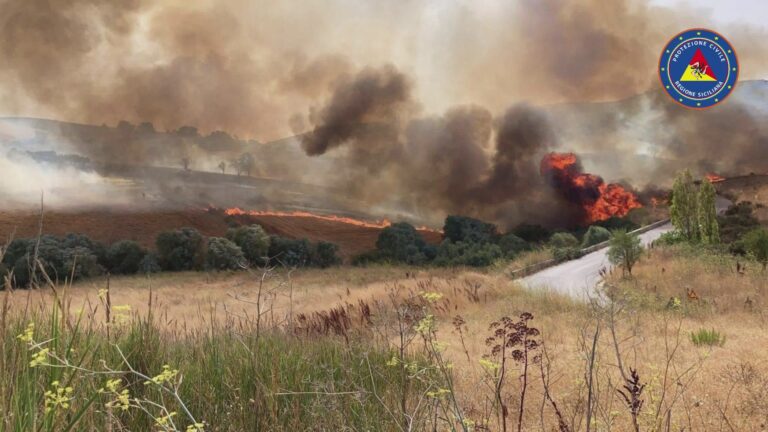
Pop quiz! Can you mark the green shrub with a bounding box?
[376,222,431,265]
[156,227,205,271]
[139,252,162,274]
[581,225,611,248]
[498,233,531,258]
[268,236,312,267]
[106,240,147,274]
[226,224,270,265]
[434,241,502,267]
[549,232,579,249]
[656,230,687,246]
[206,237,245,270]
[443,215,498,244]
[62,233,107,265]
[594,216,639,232]
[312,241,342,268]
[743,227,768,269]
[552,247,583,262]
[62,246,104,280]
[607,229,643,275]
[719,201,760,245]
[690,328,725,347]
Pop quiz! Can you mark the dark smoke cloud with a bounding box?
[298,69,582,227]
[300,65,413,156]
[2,0,768,227]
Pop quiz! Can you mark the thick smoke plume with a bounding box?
[1,0,768,227]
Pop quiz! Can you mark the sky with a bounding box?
[652,0,768,30]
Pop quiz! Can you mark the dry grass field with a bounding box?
[4,244,768,431]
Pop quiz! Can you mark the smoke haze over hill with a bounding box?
[2,0,768,227]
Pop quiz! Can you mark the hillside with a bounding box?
[0,208,442,260]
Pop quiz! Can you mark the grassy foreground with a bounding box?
[3,245,768,431]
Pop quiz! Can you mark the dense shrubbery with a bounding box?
[581,225,611,248]
[312,241,342,268]
[434,241,502,267]
[1,235,105,287]
[498,233,531,258]
[226,224,270,265]
[268,236,313,267]
[443,215,498,244]
[206,237,245,270]
[552,246,583,262]
[357,216,541,267]
[548,232,579,249]
[1,223,341,288]
[156,227,205,271]
[106,240,147,274]
[375,222,435,265]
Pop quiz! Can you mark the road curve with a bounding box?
[520,223,672,299]
[521,196,730,299]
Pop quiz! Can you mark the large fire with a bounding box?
[222,208,438,232]
[540,152,642,223]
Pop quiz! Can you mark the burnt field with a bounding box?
[0,207,442,260]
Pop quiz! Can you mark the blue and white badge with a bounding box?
[659,29,738,109]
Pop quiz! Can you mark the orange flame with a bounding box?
[221,208,439,232]
[705,173,725,183]
[540,152,642,223]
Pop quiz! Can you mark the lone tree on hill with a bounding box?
[698,179,720,244]
[607,229,643,276]
[218,161,226,174]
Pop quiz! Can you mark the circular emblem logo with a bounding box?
[659,29,738,109]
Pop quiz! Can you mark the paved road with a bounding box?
[520,196,731,299]
[520,223,673,299]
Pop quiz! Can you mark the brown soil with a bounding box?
[0,208,443,260]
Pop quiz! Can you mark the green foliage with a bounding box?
[106,240,147,274]
[443,215,498,244]
[581,225,611,247]
[433,240,502,267]
[156,227,205,271]
[268,236,312,267]
[607,229,643,275]
[375,222,431,265]
[2,235,105,287]
[548,232,579,249]
[3,309,421,431]
[139,252,161,274]
[553,247,583,262]
[742,228,768,269]
[718,201,760,246]
[498,233,531,258]
[697,179,719,244]
[62,246,103,280]
[512,223,551,243]
[593,216,640,232]
[690,328,726,347]
[205,237,245,270]
[670,170,699,241]
[226,224,270,265]
[655,230,687,246]
[312,241,342,268]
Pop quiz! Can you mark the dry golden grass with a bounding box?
[6,247,768,430]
